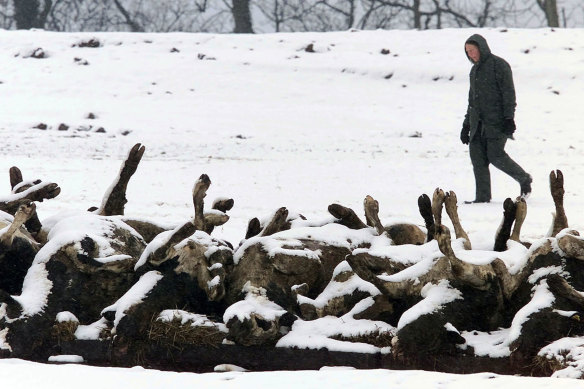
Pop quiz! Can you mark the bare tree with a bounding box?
[1,0,582,32]
[232,0,254,32]
[364,0,427,29]
[366,0,495,29]
[254,0,284,31]
[536,0,559,27]
[113,0,143,31]
[444,0,494,28]
[254,0,317,32]
[358,0,402,29]
[45,0,114,31]
[13,0,52,29]
[41,0,231,32]
[315,0,358,29]
[254,0,361,32]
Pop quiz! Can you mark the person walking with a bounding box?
[460,34,532,204]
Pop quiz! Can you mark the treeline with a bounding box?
[1,0,582,33]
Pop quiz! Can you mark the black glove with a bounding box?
[503,118,516,136]
[460,123,470,145]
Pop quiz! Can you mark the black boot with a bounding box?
[520,175,532,197]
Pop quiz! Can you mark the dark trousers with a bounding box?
[469,135,530,201]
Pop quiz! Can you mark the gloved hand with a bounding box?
[460,123,470,145]
[503,118,516,136]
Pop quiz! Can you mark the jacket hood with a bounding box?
[465,34,491,64]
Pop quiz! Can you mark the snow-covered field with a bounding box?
[0,27,583,385]
[1,28,583,249]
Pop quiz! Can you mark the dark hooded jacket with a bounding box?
[463,34,516,140]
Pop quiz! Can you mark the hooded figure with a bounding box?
[461,34,532,203]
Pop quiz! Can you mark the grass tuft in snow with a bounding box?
[148,310,227,350]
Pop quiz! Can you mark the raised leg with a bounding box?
[0,202,36,247]
[260,207,289,237]
[193,174,211,230]
[418,193,434,242]
[9,166,23,190]
[432,188,445,227]
[550,169,568,236]
[328,203,368,230]
[493,198,516,252]
[212,198,234,213]
[98,143,145,216]
[363,195,385,236]
[245,218,261,239]
[444,191,471,250]
[509,197,527,242]
[6,167,56,238]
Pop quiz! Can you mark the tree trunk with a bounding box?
[541,0,560,27]
[347,0,355,29]
[274,1,280,32]
[412,0,421,29]
[13,0,51,29]
[232,0,253,33]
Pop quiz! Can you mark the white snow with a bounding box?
[397,280,463,330]
[1,26,584,385]
[0,181,56,203]
[74,317,109,340]
[207,275,221,289]
[223,283,287,323]
[3,358,584,388]
[296,261,380,309]
[460,328,511,358]
[355,237,441,266]
[2,28,582,251]
[157,309,228,333]
[276,314,393,354]
[214,363,249,372]
[101,270,164,327]
[13,211,144,316]
[55,311,79,323]
[278,296,395,354]
[0,328,10,351]
[528,265,568,284]
[12,261,51,316]
[504,280,556,347]
[47,355,84,363]
[538,337,584,379]
[135,228,176,269]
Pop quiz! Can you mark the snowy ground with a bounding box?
[3,358,584,389]
[0,27,583,384]
[0,28,583,250]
